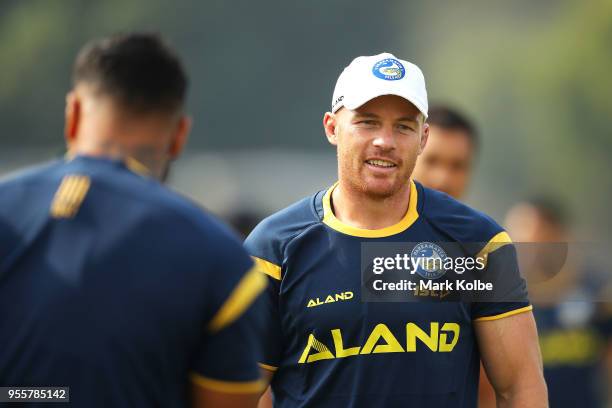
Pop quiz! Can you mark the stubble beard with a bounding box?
[339,153,416,201]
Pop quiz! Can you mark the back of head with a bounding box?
[67,33,191,180]
[73,33,187,116]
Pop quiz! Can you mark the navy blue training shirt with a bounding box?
[245,180,531,408]
[0,155,266,407]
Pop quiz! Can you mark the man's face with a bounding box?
[505,204,565,243]
[324,95,428,199]
[411,125,474,199]
[505,203,569,284]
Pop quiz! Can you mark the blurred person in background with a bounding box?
[0,33,266,408]
[505,197,612,407]
[246,53,545,407]
[225,209,265,239]
[411,105,478,199]
[411,106,500,407]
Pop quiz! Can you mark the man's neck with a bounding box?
[71,138,163,180]
[69,105,173,180]
[331,181,411,230]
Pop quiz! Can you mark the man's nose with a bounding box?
[372,127,396,150]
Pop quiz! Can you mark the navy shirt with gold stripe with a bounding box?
[245,180,531,408]
[0,155,266,407]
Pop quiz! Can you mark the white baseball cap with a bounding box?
[331,52,428,118]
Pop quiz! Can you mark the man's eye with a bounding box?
[358,120,377,125]
[398,124,415,131]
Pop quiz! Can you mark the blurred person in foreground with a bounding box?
[246,53,546,407]
[0,33,266,408]
[506,198,612,408]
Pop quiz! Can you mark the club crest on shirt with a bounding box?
[411,242,448,280]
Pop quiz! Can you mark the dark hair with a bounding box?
[73,33,187,115]
[524,196,570,228]
[427,105,479,151]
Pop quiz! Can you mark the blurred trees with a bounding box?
[0,0,610,240]
[404,0,612,240]
[0,0,402,149]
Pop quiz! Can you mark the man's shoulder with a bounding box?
[111,176,242,252]
[0,158,239,250]
[0,159,64,189]
[418,183,506,244]
[0,160,67,223]
[245,191,322,266]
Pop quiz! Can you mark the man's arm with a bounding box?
[192,384,261,408]
[475,311,547,407]
[478,362,497,408]
[192,361,273,408]
[257,368,275,408]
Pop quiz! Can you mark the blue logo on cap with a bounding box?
[372,58,405,81]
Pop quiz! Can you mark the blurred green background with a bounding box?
[0,0,610,241]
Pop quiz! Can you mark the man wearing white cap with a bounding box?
[246,53,547,407]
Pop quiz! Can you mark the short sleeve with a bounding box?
[191,282,267,393]
[471,242,532,321]
[190,234,268,393]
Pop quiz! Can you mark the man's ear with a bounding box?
[168,115,192,159]
[323,112,339,146]
[64,91,81,149]
[418,122,429,155]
